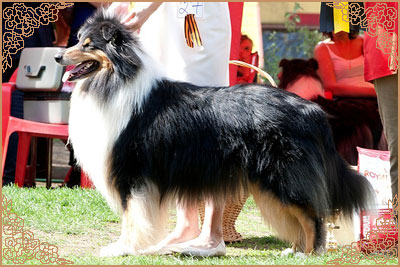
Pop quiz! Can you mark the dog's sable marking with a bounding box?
[83,37,91,47]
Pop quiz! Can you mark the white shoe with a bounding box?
[179,241,226,257]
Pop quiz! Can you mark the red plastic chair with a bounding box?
[1,73,92,188]
[2,116,69,187]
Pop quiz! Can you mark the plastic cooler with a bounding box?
[16,47,69,124]
[23,92,70,124]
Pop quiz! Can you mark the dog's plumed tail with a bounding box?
[325,149,375,216]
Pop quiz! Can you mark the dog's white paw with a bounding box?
[281,248,295,256]
[99,241,136,257]
[138,244,172,255]
[281,248,308,258]
[295,252,307,258]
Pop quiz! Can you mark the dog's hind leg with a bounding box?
[248,182,304,252]
[100,181,171,256]
[248,182,325,254]
[287,206,316,254]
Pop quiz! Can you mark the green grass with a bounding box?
[2,186,398,265]
[2,186,119,235]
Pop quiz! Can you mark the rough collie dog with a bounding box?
[55,11,374,256]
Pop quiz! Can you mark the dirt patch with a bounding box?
[26,222,121,258]
[21,202,271,259]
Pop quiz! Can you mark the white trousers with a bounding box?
[138,2,231,87]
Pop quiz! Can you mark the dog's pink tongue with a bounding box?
[62,65,75,82]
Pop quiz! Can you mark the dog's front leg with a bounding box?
[100,182,170,256]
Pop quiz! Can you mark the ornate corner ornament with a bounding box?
[327,195,398,265]
[2,2,74,73]
[2,195,74,264]
[327,1,398,72]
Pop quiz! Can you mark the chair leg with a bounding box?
[2,131,12,178]
[46,139,53,189]
[15,133,31,187]
[24,137,38,187]
[81,171,93,188]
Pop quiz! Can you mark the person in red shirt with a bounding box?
[363,2,398,201]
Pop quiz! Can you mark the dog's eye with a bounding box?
[83,43,93,49]
[82,38,94,50]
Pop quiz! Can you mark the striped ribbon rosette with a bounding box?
[319,2,365,34]
[184,13,202,48]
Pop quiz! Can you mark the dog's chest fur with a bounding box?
[68,81,135,210]
[67,62,159,210]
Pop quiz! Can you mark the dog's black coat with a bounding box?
[110,78,370,217]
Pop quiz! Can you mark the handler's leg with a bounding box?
[176,198,226,256]
[195,198,225,247]
[162,202,201,245]
[143,199,225,256]
[140,201,201,254]
[374,74,398,201]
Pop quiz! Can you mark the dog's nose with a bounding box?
[54,53,63,63]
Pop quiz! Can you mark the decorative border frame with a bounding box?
[2,195,74,264]
[327,196,398,265]
[2,2,73,73]
[1,1,398,265]
[327,1,398,72]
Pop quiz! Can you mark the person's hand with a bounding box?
[107,2,130,17]
[121,2,163,32]
[121,9,142,32]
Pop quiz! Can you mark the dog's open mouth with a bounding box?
[62,60,100,82]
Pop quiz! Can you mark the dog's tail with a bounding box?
[324,137,375,216]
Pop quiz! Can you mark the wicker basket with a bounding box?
[198,194,249,243]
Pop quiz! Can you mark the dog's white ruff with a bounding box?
[69,46,168,254]
[69,48,162,212]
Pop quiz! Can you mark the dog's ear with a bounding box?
[279,59,289,68]
[308,58,319,70]
[101,24,123,46]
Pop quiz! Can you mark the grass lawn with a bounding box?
[2,185,398,265]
